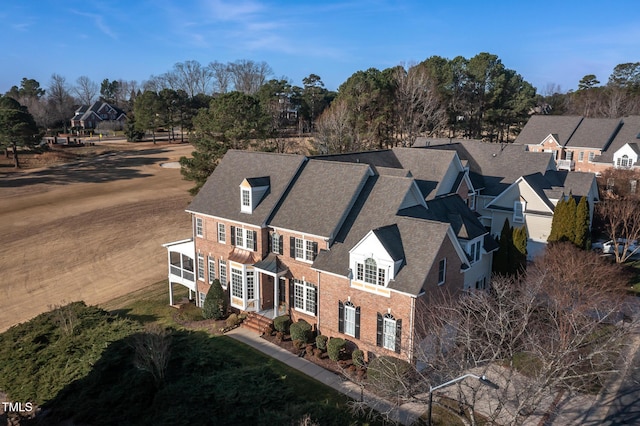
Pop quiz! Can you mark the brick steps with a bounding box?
[241,312,273,335]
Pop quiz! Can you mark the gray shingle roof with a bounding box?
[542,170,597,200]
[594,116,640,163]
[312,174,456,296]
[269,159,372,238]
[565,117,622,149]
[415,140,555,196]
[514,115,583,146]
[187,150,306,226]
[392,147,459,199]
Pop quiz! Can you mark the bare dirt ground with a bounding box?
[0,141,194,332]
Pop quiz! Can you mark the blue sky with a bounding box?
[2,0,639,95]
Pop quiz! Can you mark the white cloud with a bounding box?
[70,9,117,39]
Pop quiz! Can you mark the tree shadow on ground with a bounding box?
[0,148,174,188]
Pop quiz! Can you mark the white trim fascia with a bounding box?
[184,211,264,230]
[447,226,471,269]
[540,134,561,147]
[268,225,329,242]
[486,177,554,215]
[162,238,194,248]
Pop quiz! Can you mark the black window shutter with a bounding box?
[289,237,296,258]
[311,242,318,260]
[314,286,318,315]
[268,232,273,253]
[215,223,219,242]
[338,301,344,333]
[355,306,361,340]
[395,319,402,354]
[289,279,294,310]
[230,226,236,246]
[376,313,383,347]
[252,231,257,251]
[278,235,284,255]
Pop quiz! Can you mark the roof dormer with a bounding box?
[240,176,270,214]
[349,225,405,287]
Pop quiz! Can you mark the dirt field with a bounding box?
[0,141,195,332]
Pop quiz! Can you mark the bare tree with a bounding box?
[131,324,172,389]
[393,63,447,146]
[47,73,75,131]
[74,76,99,105]
[366,243,633,425]
[314,99,354,154]
[228,59,272,95]
[208,61,231,94]
[597,198,640,262]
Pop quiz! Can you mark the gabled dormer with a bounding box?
[349,225,405,289]
[541,133,561,148]
[240,176,270,214]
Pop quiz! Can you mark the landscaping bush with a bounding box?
[352,349,365,368]
[275,331,284,342]
[327,338,345,361]
[316,334,328,351]
[202,279,227,320]
[367,355,413,395]
[290,319,312,343]
[273,315,291,333]
[292,339,305,351]
[225,313,241,328]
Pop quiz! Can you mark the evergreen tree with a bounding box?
[202,279,227,320]
[493,218,513,275]
[548,197,565,242]
[560,196,577,242]
[513,225,528,274]
[574,196,591,249]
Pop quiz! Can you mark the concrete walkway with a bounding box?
[226,327,425,425]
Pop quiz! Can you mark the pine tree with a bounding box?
[561,195,577,242]
[512,225,528,274]
[574,196,591,249]
[202,279,227,320]
[493,218,513,275]
[548,197,565,242]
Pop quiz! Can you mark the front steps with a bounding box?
[241,312,274,334]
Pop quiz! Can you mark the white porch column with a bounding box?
[169,281,174,306]
[273,275,279,319]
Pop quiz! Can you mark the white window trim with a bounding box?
[208,256,216,283]
[383,315,396,351]
[231,267,244,299]
[344,302,356,337]
[355,257,387,286]
[513,201,525,223]
[195,217,204,238]
[219,261,228,289]
[235,227,255,251]
[293,279,316,316]
[218,223,226,243]
[197,253,205,281]
[438,258,446,285]
[241,188,252,213]
[294,237,316,262]
[588,152,595,163]
[198,291,206,308]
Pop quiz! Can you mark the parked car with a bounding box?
[602,239,638,255]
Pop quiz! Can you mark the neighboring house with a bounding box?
[70,101,127,132]
[163,148,496,363]
[516,115,640,174]
[412,138,599,258]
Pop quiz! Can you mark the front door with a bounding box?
[261,275,274,310]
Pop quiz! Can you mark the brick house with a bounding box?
[70,101,126,133]
[164,148,497,362]
[516,115,640,174]
[413,138,599,258]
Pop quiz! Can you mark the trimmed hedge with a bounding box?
[273,315,291,333]
[352,349,365,368]
[327,338,345,361]
[290,320,312,343]
[316,334,328,351]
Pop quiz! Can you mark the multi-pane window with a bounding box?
[231,268,243,299]
[246,230,255,252]
[438,258,446,285]
[219,261,227,288]
[218,223,226,243]
[195,217,203,237]
[293,279,316,315]
[513,201,524,223]
[579,151,584,162]
[356,258,387,286]
[246,270,254,300]
[232,226,256,251]
[344,302,356,337]
[271,232,282,254]
[241,189,251,207]
[588,152,595,162]
[292,237,317,261]
[383,315,397,351]
[208,256,216,283]
[197,253,205,280]
[469,240,482,264]
[198,292,206,308]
